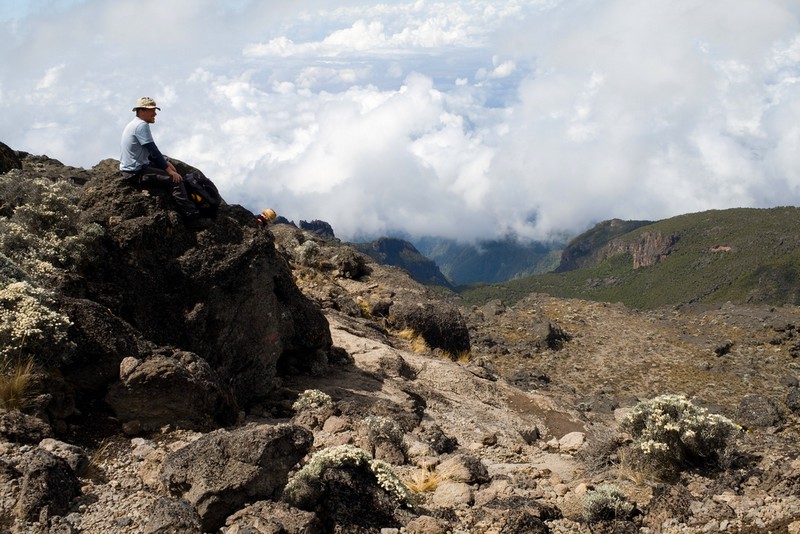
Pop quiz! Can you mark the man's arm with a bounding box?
[143,142,182,183]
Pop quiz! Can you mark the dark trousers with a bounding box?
[122,166,198,218]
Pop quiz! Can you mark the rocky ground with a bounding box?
[2,169,800,532]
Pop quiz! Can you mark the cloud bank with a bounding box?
[1,0,799,242]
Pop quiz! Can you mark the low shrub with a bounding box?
[621,394,740,479]
[292,389,333,412]
[283,444,415,509]
[583,484,637,523]
[0,280,74,367]
[0,173,103,285]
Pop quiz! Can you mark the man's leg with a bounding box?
[139,166,200,220]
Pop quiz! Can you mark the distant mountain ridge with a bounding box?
[460,206,800,309]
[352,237,452,287]
[351,235,564,287]
[412,235,563,285]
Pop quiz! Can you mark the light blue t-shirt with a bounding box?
[119,117,155,172]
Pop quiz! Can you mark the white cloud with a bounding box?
[1,0,799,244]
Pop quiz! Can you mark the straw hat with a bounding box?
[132,97,161,111]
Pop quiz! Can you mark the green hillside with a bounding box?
[458,207,800,309]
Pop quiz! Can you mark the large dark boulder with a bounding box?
[105,350,236,432]
[388,300,471,356]
[14,448,81,522]
[75,160,332,407]
[157,423,313,532]
[0,141,22,175]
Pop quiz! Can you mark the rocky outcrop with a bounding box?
[607,231,677,269]
[271,223,470,357]
[0,141,22,178]
[299,219,335,238]
[75,159,332,408]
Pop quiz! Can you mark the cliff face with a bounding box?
[607,231,678,269]
[555,218,652,272]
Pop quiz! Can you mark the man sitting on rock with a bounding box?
[119,97,210,230]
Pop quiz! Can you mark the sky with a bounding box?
[1,0,799,244]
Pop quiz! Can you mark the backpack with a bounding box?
[184,172,222,218]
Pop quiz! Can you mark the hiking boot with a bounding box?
[184,214,212,230]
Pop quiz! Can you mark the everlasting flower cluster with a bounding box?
[583,484,636,523]
[0,281,74,365]
[0,174,103,284]
[291,389,333,412]
[622,394,740,476]
[362,415,404,445]
[283,444,415,509]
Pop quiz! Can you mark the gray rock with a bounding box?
[38,439,89,475]
[105,350,235,432]
[143,497,202,534]
[157,423,312,532]
[437,454,490,484]
[14,448,81,522]
[224,500,323,534]
[736,395,784,429]
[432,481,473,507]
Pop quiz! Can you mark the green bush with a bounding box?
[283,444,415,510]
[621,394,740,479]
[0,173,103,284]
[583,484,637,523]
[0,280,74,367]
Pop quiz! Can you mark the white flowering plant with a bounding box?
[292,389,333,412]
[583,484,637,523]
[0,173,103,285]
[283,444,415,510]
[361,415,404,445]
[0,280,74,367]
[621,394,740,479]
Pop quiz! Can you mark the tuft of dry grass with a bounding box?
[404,467,442,494]
[83,438,123,480]
[395,328,430,353]
[0,358,36,410]
[395,327,416,341]
[357,300,375,320]
[454,350,472,363]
